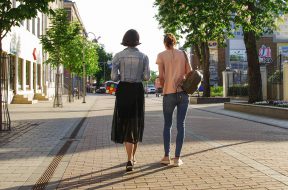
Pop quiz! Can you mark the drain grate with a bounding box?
[32,116,87,190]
[32,141,72,190]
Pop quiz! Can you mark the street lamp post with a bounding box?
[82,31,100,104]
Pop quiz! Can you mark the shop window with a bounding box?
[26,61,31,89]
[18,58,23,90]
[9,56,16,92]
[26,20,30,31]
[37,64,41,89]
[37,17,41,38]
[32,18,36,35]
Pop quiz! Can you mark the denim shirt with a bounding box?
[111,47,150,83]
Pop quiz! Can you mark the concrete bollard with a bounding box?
[260,66,268,100]
[222,70,233,97]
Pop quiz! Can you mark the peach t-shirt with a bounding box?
[156,49,192,95]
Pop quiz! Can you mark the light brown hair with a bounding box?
[164,33,177,48]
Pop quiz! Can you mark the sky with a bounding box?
[73,0,165,72]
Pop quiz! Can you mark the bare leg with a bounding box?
[125,142,134,161]
[133,143,138,162]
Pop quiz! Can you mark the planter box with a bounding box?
[224,102,288,120]
[190,97,230,104]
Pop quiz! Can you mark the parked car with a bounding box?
[146,84,156,94]
[95,86,106,94]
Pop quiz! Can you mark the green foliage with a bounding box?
[62,23,83,73]
[268,70,283,84]
[149,70,158,84]
[210,86,223,97]
[41,9,79,68]
[154,0,234,97]
[94,45,113,87]
[61,21,99,76]
[154,0,234,48]
[233,1,288,39]
[0,0,55,39]
[228,85,249,97]
[84,41,99,76]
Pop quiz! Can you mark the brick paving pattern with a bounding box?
[56,96,288,190]
[0,95,288,190]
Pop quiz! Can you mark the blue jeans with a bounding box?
[163,92,189,157]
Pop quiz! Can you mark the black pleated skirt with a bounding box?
[111,81,145,144]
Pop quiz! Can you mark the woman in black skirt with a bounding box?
[111,29,150,172]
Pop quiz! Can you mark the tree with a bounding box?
[62,22,83,102]
[149,70,158,84]
[85,41,99,77]
[232,1,288,103]
[0,0,55,129]
[154,0,234,97]
[41,9,80,107]
[94,45,112,88]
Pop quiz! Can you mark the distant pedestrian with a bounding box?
[156,33,191,166]
[111,29,150,172]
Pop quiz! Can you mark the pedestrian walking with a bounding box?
[156,33,191,166]
[111,29,150,172]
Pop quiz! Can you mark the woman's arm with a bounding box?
[111,54,120,81]
[143,55,150,81]
[156,54,165,86]
[183,51,192,75]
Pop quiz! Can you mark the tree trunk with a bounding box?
[243,31,262,103]
[243,2,262,103]
[193,44,201,70]
[78,77,80,99]
[201,42,211,97]
[68,71,73,102]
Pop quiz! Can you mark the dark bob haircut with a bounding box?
[121,29,141,47]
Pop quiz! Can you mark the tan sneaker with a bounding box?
[174,158,183,167]
[160,157,171,165]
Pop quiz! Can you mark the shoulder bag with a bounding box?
[181,51,203,95]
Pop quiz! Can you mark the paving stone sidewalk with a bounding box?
[46,96,288,189]
[0,96,96,190]
[1,95,288,190]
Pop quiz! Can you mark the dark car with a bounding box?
[95,86,106,94]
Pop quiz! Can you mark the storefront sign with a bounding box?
[208,41,218,48]
[32,48,37,60]
[259,45,272,64]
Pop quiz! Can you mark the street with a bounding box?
[0,94,288,190]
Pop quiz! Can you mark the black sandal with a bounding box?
[126,161,134,172]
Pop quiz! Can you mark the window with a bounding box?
[18,58,23,90]
[37,64,41,88]
[32,18,36,35]
[26,20,30,31]
[12,0,16,8]
[26,61,31,89]
[9,56,16,91]
[66,9,72,21]
[37,17,41,38]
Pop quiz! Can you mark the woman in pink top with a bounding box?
[156,33,191,166]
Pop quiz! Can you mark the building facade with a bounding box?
[2,0,66,104]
